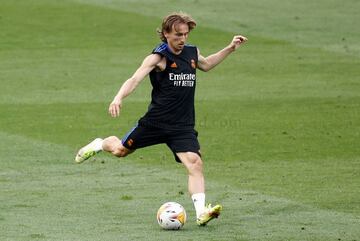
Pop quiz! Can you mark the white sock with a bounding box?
[93,138,104,152]
[192,193,205,219]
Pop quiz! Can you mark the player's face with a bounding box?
[165,23,189,54]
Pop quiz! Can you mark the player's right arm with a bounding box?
[109,54,163,117]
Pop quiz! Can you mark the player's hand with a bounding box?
[229,35,248,51]
[108,98,122,117]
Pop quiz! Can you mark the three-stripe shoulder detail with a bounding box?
[154,43,168,53]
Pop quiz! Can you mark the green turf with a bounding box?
[0,0,359,240]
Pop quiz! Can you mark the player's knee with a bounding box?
[194,157,203,172]
[113,146,127,157]
[113,144,133,158]
[188,154,203,173]
[113,149,127,157]
[103,136,133,158]
[103,136,121,150]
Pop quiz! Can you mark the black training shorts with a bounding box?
[121,123,201,162]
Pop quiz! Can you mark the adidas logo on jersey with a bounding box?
[170,62,178,68]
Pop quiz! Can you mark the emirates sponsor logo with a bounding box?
[169,73,196,81]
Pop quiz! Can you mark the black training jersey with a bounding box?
[139,43,198,130]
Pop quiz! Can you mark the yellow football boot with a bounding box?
[197,204,222,226]
[75,138,102,163]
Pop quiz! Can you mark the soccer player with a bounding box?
[75,12,247,226]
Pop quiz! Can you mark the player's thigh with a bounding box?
[121,124,167,150]
[166,129,201,163]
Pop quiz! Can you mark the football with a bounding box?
[157,202,187,230]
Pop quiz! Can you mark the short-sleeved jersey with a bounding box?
[139,43,198,130]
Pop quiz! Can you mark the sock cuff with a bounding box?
[94,138,104,152]
[191,193,205,201]
[192,193,206,219]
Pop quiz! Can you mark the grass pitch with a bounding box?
[1,1,359,240]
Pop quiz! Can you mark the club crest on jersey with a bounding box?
[191,59,196,69]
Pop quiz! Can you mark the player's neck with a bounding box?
[167,44,183,55]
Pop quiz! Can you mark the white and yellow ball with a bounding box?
[157,202,186,230]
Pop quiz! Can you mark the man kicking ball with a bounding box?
[75,12,247,226]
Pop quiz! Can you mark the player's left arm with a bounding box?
[197,35,247,72]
